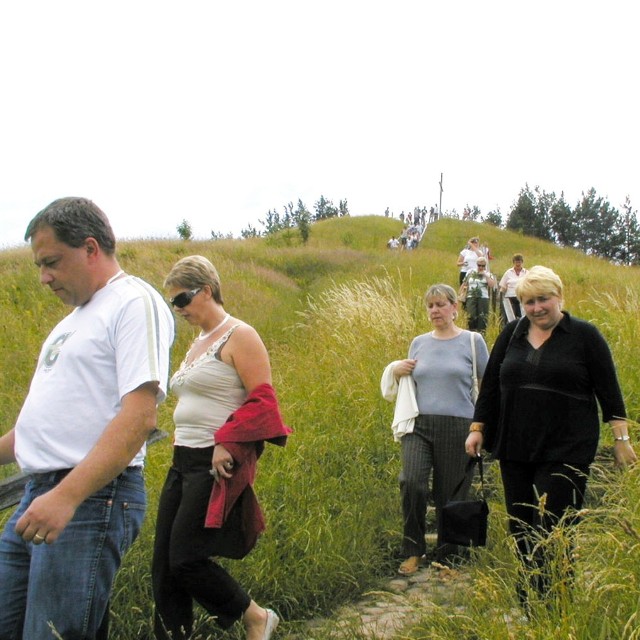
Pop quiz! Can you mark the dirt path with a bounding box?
[283,561,474,639]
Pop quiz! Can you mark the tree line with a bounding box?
[479,185,640,265]
[200,183,639,265]
[239,195,349,243]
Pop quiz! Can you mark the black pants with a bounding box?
[152,446,251,639]
[500,296,522,325]
[500,460,589,605]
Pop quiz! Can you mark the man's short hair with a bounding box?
[24,197,116,255]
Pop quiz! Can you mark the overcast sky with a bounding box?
[1,1,638,248]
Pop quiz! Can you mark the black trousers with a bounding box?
[500,460,590,604]
[152,446,251,640]
[500,296,522,325]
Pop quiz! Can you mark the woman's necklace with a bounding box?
[197,313,230,341]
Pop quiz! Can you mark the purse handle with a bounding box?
[469,330,479,403]
[451,455,485,499]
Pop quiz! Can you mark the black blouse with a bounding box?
[474,312,626,464]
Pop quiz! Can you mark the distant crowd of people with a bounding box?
[387,222,424,250]
[456,237,530,334]
[385,205,444,251]
[386,228,530,336]
[385,205,440,227]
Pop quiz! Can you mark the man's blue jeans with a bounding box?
[0,467,145,640]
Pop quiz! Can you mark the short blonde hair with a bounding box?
[424,283,457,306]
[164,255,224,305]
[515,265,563,302]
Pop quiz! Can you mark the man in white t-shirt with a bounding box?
[0,197,174,640]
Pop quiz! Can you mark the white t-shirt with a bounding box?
[459,248,480,273]
[499,267,528,297]
[14,275,175,473]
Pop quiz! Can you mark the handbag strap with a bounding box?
[469,330,478,396]
[451,455,485,499]
[476,455,485,496]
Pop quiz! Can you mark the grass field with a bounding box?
[2,215,640,639]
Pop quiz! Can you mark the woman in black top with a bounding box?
[465,265,636,608]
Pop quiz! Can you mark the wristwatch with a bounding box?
[614,434,631,442]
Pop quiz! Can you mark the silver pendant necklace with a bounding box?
[197,313,230,341]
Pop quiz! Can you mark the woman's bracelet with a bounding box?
[469,423,484,433]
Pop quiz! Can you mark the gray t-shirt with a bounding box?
[409,330,489,419]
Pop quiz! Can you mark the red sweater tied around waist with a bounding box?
[205,383,292,557]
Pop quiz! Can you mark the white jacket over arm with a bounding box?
[381,361,419,442]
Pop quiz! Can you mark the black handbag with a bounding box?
[441,456,489,547]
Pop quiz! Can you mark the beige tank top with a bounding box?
[170,325,246,448]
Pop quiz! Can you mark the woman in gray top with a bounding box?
[392,284,489,574]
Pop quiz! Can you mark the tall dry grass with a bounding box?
[2,216,640,638]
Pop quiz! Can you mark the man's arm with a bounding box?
[14,381,159,544]
[0,429,16,466]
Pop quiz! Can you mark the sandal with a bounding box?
[261,609,279,640]
[398,555,422,575]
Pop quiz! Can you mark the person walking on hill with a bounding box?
[499,253,527,323]
[456,237,484,285]
[460,258,496,334]
[152,255,291,640]
[0,197,175,639]
[466,265,637,611]
[382,284,489,574]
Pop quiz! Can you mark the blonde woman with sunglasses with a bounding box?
[152,255,289,640]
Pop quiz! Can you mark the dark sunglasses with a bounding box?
[169,288,201,309]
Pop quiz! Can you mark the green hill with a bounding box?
[2,216,640,639]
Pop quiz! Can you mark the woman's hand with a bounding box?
[613,441,637,468]
[610,419,637,469]
[393,359,417,379]
[465,431,484,457]
[211,444,235,483]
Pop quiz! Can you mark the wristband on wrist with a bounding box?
[469,423,484,433]
[614,434,630,442]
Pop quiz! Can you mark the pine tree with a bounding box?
[506,185,552,240]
